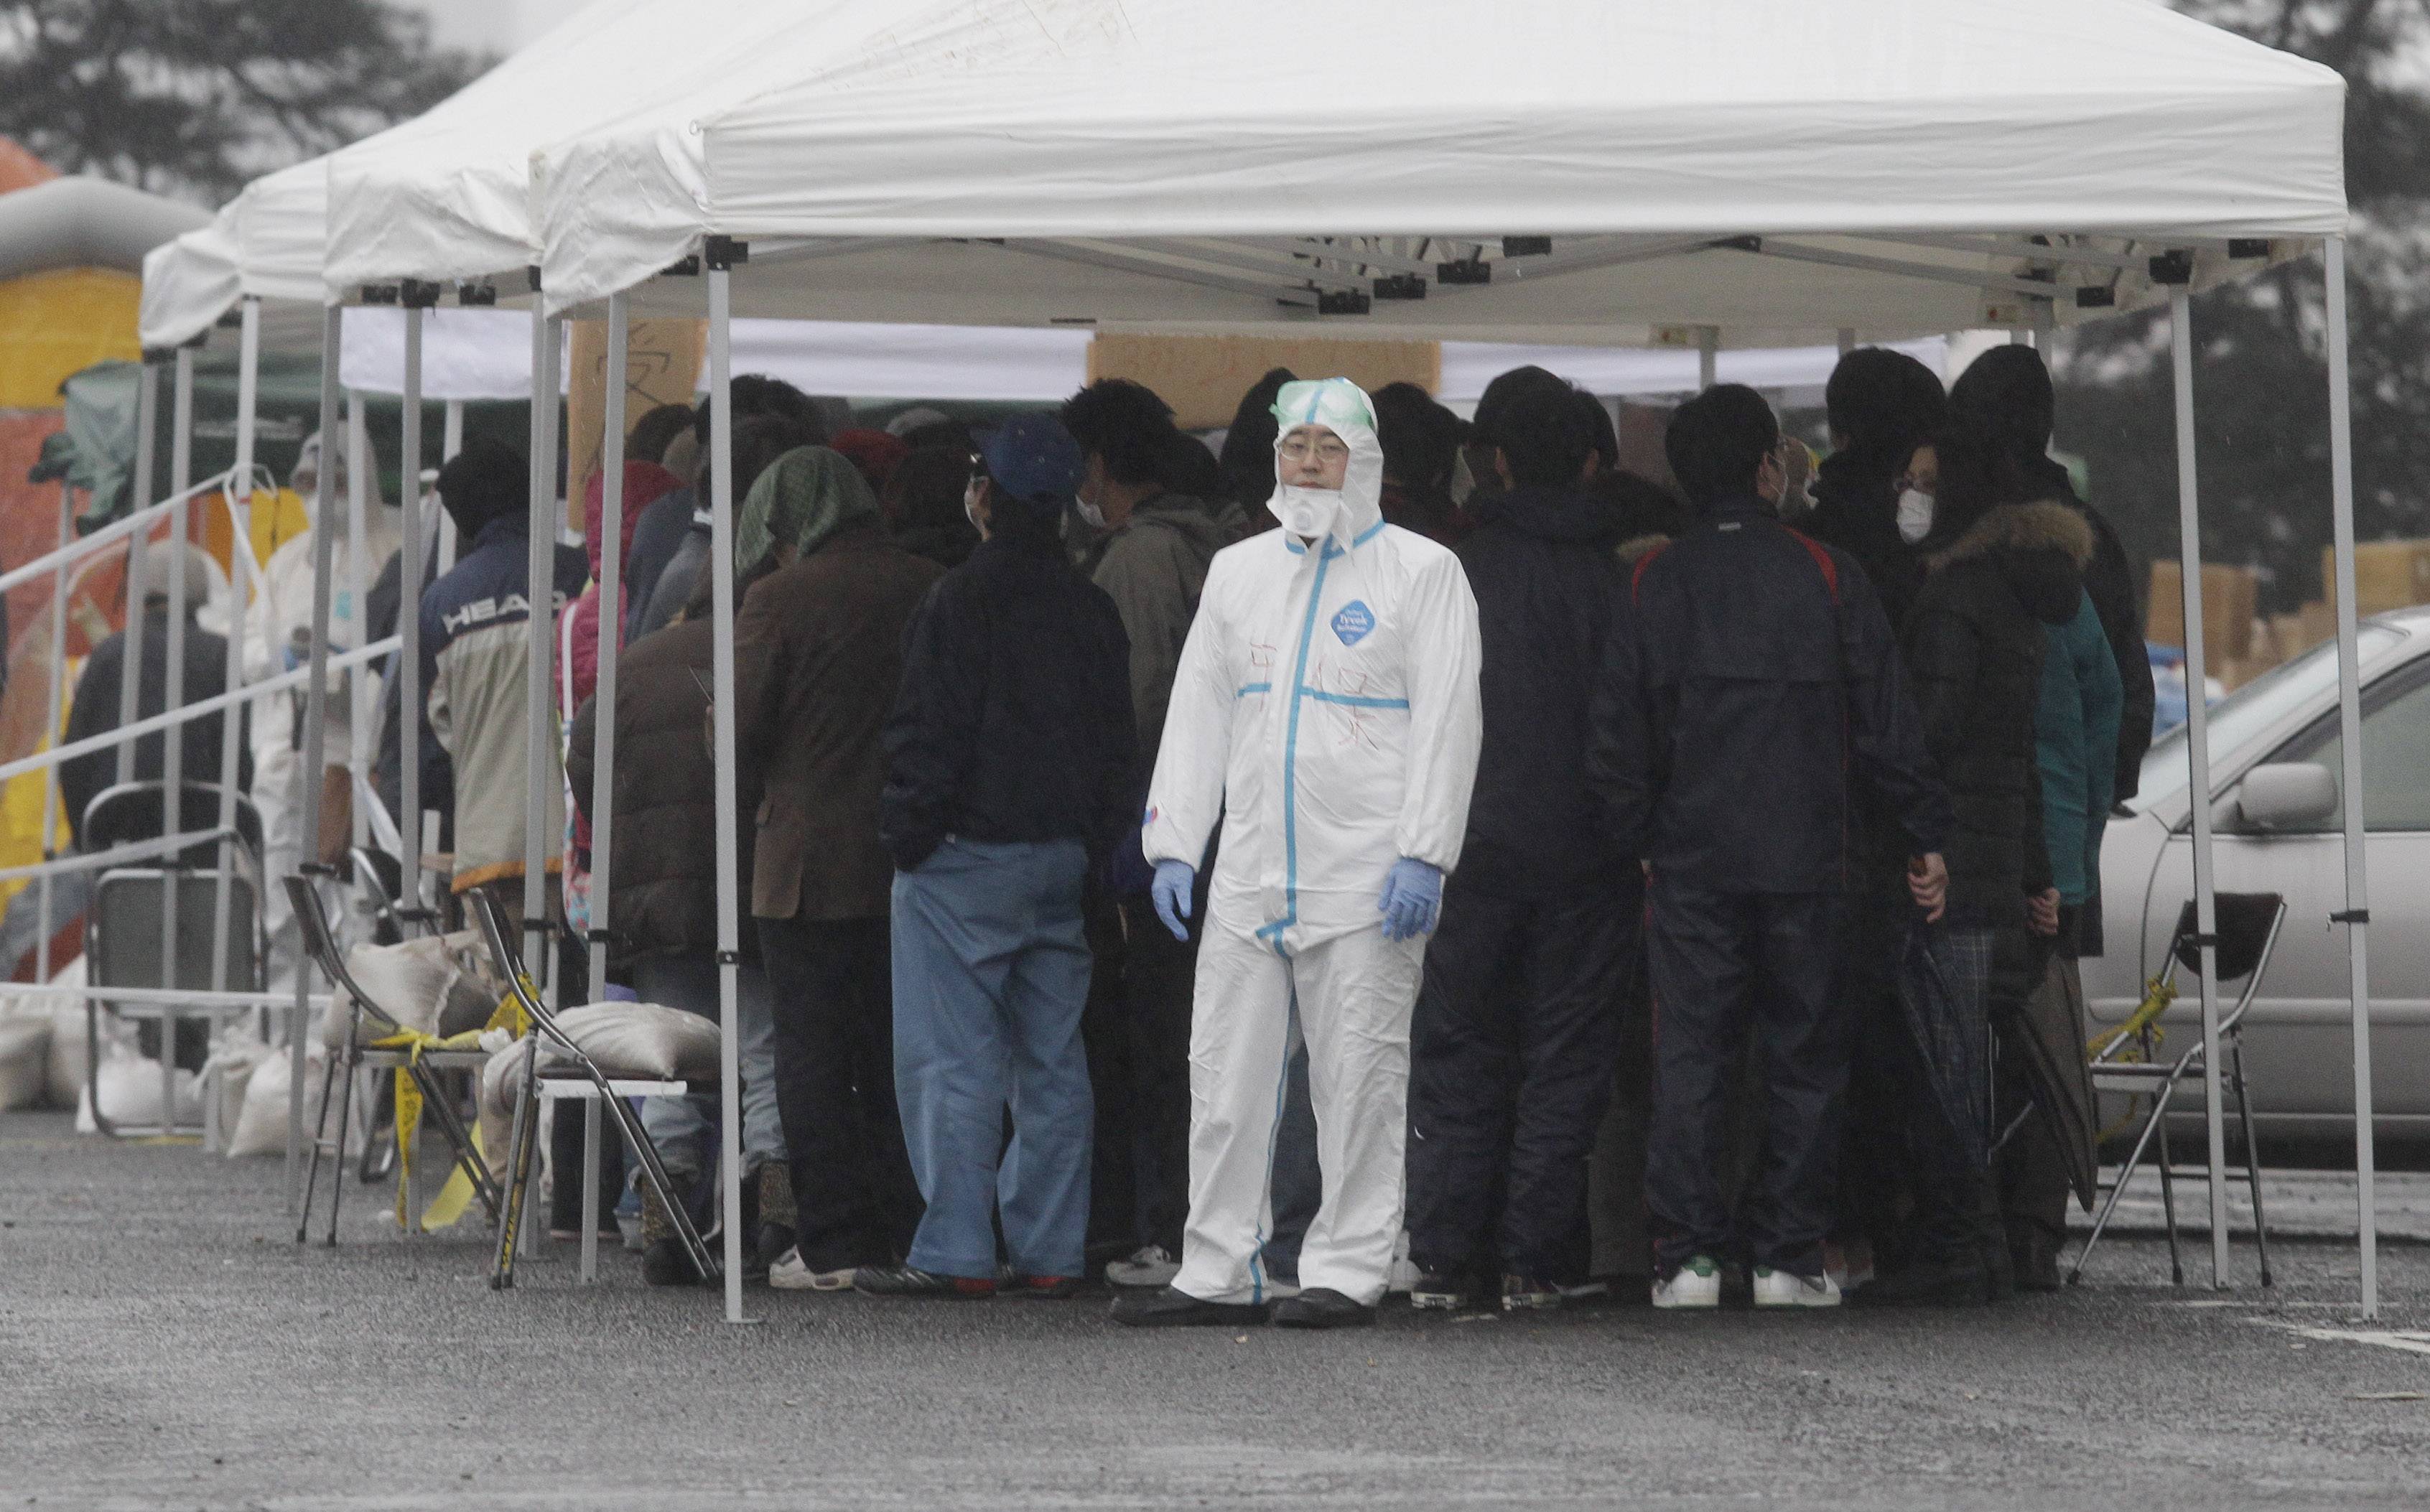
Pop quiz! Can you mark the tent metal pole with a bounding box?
[160,350,193,1074]
[1698,327,1718,390]
[118,360,161,787]
[439,401,464,571]
[707,253,750,1325]
[522,307,558,1002]
[34,480,71,984]
[589,292,629,999]
[2324,233,2378,1320]
[400,305,424,903]
[213,297,262,1017]
[286,305,343,1208]
[2168,284,2230,1287]
[345,392,373,851]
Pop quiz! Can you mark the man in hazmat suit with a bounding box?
[1112,378,1482,1330]
[245,429,400,987]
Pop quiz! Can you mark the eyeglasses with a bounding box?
[1277,434,1351,465]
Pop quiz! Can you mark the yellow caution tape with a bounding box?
[367,992,531,1233]
[2088,976,2177,1141]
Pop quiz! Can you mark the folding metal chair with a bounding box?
[465,887,719,1289]
[80,780,267,1139]
[289,874,500,1246]
[2070,892,2288,1287]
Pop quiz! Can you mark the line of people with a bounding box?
[381,339,2146,1320]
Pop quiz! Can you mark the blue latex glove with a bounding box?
[1377,857,1444,941]
[1150,859,1195,941]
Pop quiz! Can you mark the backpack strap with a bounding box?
[1784,528,1840,606]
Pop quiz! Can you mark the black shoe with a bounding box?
[853,1264,996,1299]
[1848,1256,1991,1308]
[1272,1287,1375,1329]
[2011,1230,2064,1293]
[1110,1286,1270,1327]
[745,1223,795,1284]
[1408,1271,1474,1311]
[1501,1274,1563,1312]
[641,1236,702,1287]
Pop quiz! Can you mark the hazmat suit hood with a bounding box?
[292,429,390,528]
[1268,378,1384,546]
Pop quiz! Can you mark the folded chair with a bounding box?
[289,874,500,1246]
[2070,892,2287,1287]
[465,887,719,1289]
[80,780,266,1140]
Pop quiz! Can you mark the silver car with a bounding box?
[2090,607,2430,1136]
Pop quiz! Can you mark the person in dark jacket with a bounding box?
[1588,384,1952,1311]
[1798,345,1949,1287]
[60,541,248,849]
[1950,345,2154,809]
[862,414,1137,1299]
[1059,378,1247,1291]
[880,447,982,569]
[563,558,783,1287]
[1406,379,1635,1312]
[730,447,943,1292]
[1372,381,1468,544]
[632,416,816,642]
[624,380,826,644]
[1215,367,1295,529]
[1861,427,2090,1305]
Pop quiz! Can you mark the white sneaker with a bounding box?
[1651,1255,1722,1310]
[768,1248,856,1292]
[1753,1265,1842,1309]
[1104,1243,1181,1289]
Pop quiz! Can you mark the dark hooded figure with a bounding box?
[1800,347,1948,1280]
[1949,345,2154,806]
[1216,367,1295,527]
[1861,425,2091,1307]
[1805,347,1947,632]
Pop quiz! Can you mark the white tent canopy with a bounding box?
[532,0,2343,335]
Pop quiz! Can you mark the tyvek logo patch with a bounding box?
[1331,600,1374,645]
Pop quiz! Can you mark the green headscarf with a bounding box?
[736,445,880,570]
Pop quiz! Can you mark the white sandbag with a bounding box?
[323,929,503,1050]
[226,1043,330,1158]
[204,1040,275,1143]
[39,958,116,1110]
[552,1002,720,1081]
[0,1015,49,1110]
[78,1050,202,1132]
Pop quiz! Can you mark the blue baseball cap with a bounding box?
[974,413,1084,507]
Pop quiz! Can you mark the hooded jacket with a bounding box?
[1089,492,1247,757]
[1803,447,1927,633]
[1588,496,1950,893]
[2021,455,2154,801]
[559,462,682,718]
[564,618,758,966]
[1903,499,2092,926]
[1453,484,1633,895]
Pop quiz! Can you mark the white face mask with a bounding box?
[963,479,987,534]
[1076,496,1107,532]
[1896,488,1935,545]
[1272,485,1344,540]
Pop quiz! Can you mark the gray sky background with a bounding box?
[408,0,594,55]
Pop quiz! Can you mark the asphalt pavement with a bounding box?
[6,1110,2430,1511]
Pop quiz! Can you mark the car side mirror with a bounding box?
[2234,763,2340,830]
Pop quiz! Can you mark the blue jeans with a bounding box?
[633,956,783,1182]
[891,836,1094,1281]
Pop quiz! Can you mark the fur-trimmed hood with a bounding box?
[1923,498,2089,627]
[1923,498,2095,574]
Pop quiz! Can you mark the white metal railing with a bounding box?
[0,827,241,885]
[0,470,236,596]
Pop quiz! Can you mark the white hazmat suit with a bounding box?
[244,430,399,988]
[1142,378,1482,1307]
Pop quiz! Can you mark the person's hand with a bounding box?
[2028,887,2061,937]
[1908,854,1948,924]
[1150,860,1195,941]
[1378,858,1445,941]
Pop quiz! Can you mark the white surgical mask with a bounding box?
[1272,484,1344,541]
[1076,497,1108,532]
[963,479,986,533]
[1896,488,1935,545]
